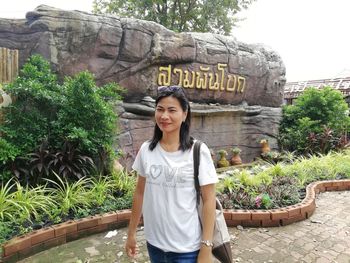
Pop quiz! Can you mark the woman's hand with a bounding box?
[125,176,145,258]
[125,234,138,258]
[197,246,213,263]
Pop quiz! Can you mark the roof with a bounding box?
[284,77,350,99]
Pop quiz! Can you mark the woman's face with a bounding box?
[155,96,187,136]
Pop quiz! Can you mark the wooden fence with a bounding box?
[0,47,18,120]
[0,47,19,84]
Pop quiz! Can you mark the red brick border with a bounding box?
[1,179,350,262]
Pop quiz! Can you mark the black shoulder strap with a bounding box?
[193,140,202,205]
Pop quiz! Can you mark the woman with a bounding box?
[125,86,218,263]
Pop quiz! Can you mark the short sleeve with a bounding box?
[131,141,148,177]
[198,143,218,186]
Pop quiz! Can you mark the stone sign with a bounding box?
[0,5,286,169]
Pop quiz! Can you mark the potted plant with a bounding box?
[230,147,242,165]
[217,150,230,168]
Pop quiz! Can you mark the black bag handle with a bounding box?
[193,140,202,205]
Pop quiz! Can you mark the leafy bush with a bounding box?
[0,55,59,158]
[279,87,350,154]
[0,55,123,184]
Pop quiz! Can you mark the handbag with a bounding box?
[193,140,233,263]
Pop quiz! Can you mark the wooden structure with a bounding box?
[0,47,18,117]
[0,47,18,84]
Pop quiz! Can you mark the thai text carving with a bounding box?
[157,63,246,93]
[158,65,172,86]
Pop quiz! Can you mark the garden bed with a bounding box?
[1,179,350,262]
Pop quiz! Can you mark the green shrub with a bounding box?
[0,55,123,184]
[279,87,350,154]
[0,55,60,157]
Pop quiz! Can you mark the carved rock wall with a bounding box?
[0,5,286,168]
[0,5,285,105]
[117,101,281,169]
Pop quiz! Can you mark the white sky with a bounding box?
[0,0,349,82]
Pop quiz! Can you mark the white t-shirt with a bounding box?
[132,140,218,253]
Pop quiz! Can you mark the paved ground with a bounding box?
[19,191,350,263]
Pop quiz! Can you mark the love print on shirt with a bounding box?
[148,164,190,187]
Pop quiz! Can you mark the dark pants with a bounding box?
[147,242,199,263]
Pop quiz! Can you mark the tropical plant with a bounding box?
[48,141,95,181]
[237,170,261,188]
[0,179,16,221]
[217,176,239,194]
[90,175,114,206]
[110,170,136,197]
[279,87,350,154]
[263,163,285,177]
[45,173,92,216]
[27,140,53,184]
[280,150,297,163]
[93,0,256,35]
[10,182,55,224]
[218,149,227,156]
[231,147,242,155]
[0,55,123,183]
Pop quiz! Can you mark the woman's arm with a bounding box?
[125,175,146,258]
[197,183,216,263]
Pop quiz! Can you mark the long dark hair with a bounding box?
[149,86,193,151]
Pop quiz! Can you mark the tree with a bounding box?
[92,0,255,35]
[279,87,350,154]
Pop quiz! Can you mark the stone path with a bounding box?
[19,191,350,263]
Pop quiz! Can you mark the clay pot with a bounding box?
[231,154,242,166]
[261,140,271,153]
[217,151,230,168]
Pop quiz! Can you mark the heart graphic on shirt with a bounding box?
[150,165,162,180]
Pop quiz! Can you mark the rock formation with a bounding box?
[0,5,286,168]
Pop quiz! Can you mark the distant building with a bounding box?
[284,77,350,106]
